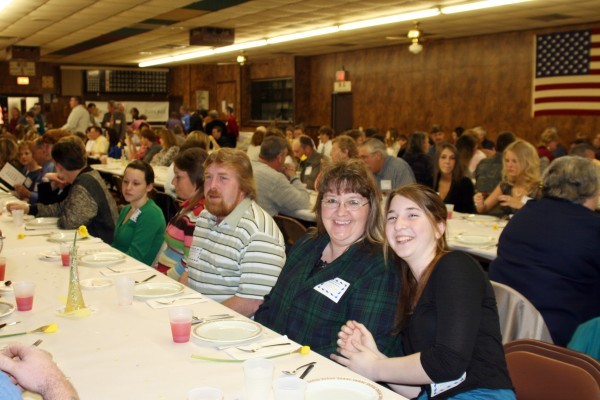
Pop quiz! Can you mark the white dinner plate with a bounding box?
[192,320,262,343]
[80,278,113,290]
[0,301,16,318]
[0,282,14,294]
[25,217,58,229]
[47,231,90,243]
[133,282,184,298]
[80,252,126,267]
[466,214,498,222]
[456,235,494,246]
[39,250,61,261]
[306,378,382,400]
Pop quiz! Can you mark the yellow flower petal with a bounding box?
[43,323,58,333]
[300,345,311,355]
[77,225,88,237]
[17,233,25,239]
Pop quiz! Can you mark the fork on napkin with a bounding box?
[100,266,148,276]
[223,336,294,360]
[146,294,207,309]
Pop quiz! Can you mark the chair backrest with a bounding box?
[491,280,553,344]
[273,214,307,249]
[152,191,181,223]
[504,339,600,400]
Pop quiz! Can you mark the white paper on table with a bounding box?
[224,335,296,360]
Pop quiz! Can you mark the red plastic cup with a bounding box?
[13,281,35,311]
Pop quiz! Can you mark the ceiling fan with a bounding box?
[386,22,430,54]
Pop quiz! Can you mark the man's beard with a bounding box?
[204,189,239,218]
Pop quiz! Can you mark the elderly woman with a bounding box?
[155,148,208,279]
[8,138,118,243]
[333,184,514,400]
[254,159,401,358]
[489,156,600,346]
[474,140,540,216]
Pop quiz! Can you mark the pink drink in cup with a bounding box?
[170,321,192,343]
[13,281,35,311]
[168,308,192,343]
[0,257,6,281]
[60,243,70,267]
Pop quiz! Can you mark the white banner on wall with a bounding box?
[87,101,169,124]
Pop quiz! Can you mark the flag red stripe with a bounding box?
[591,56,600,62]
[534,109,600,116]
[534,96,600,103]
[535,83,600,90]
[591,43,600,49]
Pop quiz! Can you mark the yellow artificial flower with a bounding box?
[299,345,310,355]
[300,155,308,162]
[17,233,25,239]
[77,226,88,237]
[43,323,58,333]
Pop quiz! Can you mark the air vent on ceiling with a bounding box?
[528,14,571,22]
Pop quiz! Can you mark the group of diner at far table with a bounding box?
[0,124,598,399]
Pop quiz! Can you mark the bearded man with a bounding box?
[181,148,286,317]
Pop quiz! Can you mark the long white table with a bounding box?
[0,210,407,400]
[92,162,170,188]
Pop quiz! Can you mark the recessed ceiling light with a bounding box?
[139,51,153,55]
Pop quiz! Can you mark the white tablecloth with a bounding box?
[0,211,407,400]
[446,212,505,260]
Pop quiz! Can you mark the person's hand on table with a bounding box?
[0,342,79,400]
[6,202,30,215]
[473,192,484,208]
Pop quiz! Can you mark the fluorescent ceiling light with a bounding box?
[267,27,340,44]
[0,0,13,12]
[442,0,532,14]
[213,40,267,54]
[339,8,440,31]
[139,0,534,67]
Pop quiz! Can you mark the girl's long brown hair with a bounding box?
[383,184,448,334]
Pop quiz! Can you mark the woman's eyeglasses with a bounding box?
[321,197,368,211]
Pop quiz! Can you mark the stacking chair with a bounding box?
[504,339,600,400]
[491,280,553,344]
[273,214,307,252]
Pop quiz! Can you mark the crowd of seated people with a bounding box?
[2,106,599,399]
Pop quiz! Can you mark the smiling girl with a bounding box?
[332,184,514,400]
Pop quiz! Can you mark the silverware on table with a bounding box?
[155,296,204,305]
[192,314,233,325]
[237,342,292,353]
[32,339,43,347]
[135,274,157,284]
[299,363,315,379]
[282,361,316,375]
[0,321,21,329]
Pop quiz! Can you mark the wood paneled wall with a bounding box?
[171,22,600,146]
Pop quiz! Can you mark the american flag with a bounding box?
[532,28,600,116]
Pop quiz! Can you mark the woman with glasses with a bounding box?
[332,184,514,400]
[254,159,401,358]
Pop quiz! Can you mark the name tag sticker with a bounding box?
[304,166,313,176]
[187,246,202,264]
[430,372,466,397]
[314,278,350,303]
[381,180,392,191]
[24,177,32,188]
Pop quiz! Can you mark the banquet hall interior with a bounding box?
[0,0,599,399]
